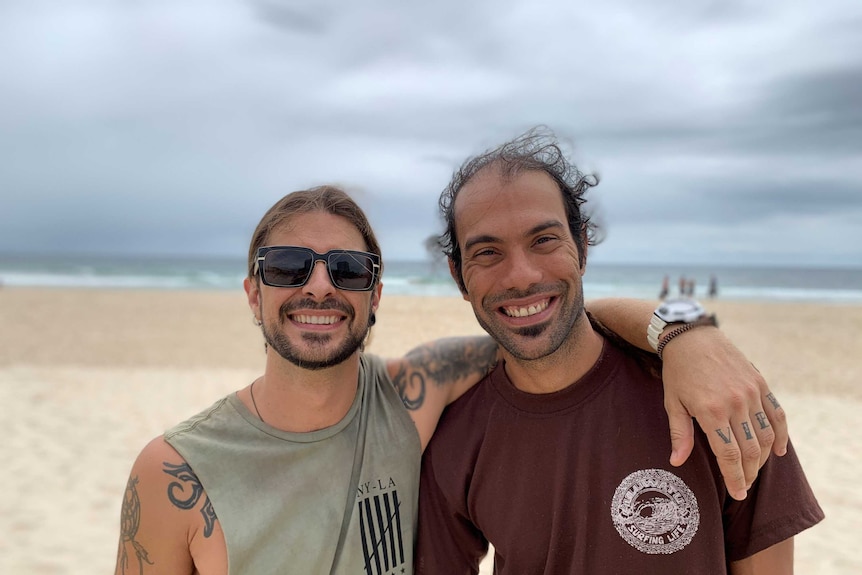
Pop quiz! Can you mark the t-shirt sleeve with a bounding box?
[415,444,489,575]
[722,440,825,561]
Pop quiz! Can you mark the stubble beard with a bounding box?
[261,301,372,370]
[476,281,585,362]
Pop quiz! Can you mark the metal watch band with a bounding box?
[656,315,719,360]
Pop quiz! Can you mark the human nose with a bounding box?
[303,260,336,298]
[499,248,543,290]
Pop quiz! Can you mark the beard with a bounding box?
[261,298,372,370]
[476,281,585,362]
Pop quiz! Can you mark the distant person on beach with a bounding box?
[114,186,789,574]
[415,129,822,574]
[659,274,669,300]
[678,274,686,296]
[710,274,719,298]
[687,277,697,297]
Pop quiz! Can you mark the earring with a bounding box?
[253,316,262,326]
[368,312,376,327]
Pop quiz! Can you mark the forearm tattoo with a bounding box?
[393,337,498,411]
[163,462,219,537]
[116,476,154,575]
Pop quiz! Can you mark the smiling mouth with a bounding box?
[290,314,342,325]
[501,298,551,318]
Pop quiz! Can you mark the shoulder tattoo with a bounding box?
[392,337,498,411]
[163,462,219,537]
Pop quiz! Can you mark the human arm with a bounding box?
[729,539,794,575]
[586,297,788,501]
[114,437,223,575]
[387,336,498,451]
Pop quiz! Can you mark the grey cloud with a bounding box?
[1,0,861,267]
[567,63,862,160]
[252,0,332,34]
[601,175,861,227]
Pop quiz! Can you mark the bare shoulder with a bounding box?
[115,437,226,575]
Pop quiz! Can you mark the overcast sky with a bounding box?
[2,0,860,267]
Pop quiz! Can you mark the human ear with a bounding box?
[244,277,261,321]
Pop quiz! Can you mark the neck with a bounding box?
[503,314,603,395]
[248,351,362,432]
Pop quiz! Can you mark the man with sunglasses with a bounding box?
[415,130,822,574]
[115,185,790,575]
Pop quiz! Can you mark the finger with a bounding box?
[705,420,747,500]
[750,363,788,457]
[763,391,788,457]
[732,414,763,490]
[725,372,764,491]
[666,402,695,467]
[750,404,777,469]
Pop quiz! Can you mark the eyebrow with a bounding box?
[463,220,565,252]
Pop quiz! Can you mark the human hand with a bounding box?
[660,327,788,501]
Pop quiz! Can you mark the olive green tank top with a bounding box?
[165,353,421,575]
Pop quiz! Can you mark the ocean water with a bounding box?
[1,254,861,303]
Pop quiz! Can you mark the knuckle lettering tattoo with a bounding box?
[766,392,781,409]
[715,427,733,444]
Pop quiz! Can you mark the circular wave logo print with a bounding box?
[610,468,700,554]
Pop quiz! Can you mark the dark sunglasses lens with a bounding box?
[263,249,313,287]
[329,252,376,290]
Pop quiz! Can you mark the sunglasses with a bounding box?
[255,246,381,291]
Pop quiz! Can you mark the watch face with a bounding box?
[656,298,705,323]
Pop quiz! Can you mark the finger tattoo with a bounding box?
[755,411,770,429]
[766,392,781,409]
[715,427,732,444]
[741,421,753,440]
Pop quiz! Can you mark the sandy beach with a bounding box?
[1,287,859,574]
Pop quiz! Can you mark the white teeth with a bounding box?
[503,300,549,318]
[293,315,340,325]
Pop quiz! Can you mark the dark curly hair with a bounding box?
[435,127,601,292]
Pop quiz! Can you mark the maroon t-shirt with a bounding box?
[416,339,823,574]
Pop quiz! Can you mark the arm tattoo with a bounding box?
[163,462,219,537]
[393,337,498,411]
[391,367,426,410]
[116,476,154,575]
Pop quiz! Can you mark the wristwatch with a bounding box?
[647,298,710,352]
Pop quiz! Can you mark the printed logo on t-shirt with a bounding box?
[610,468,700,554]
[356,476,406,575]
